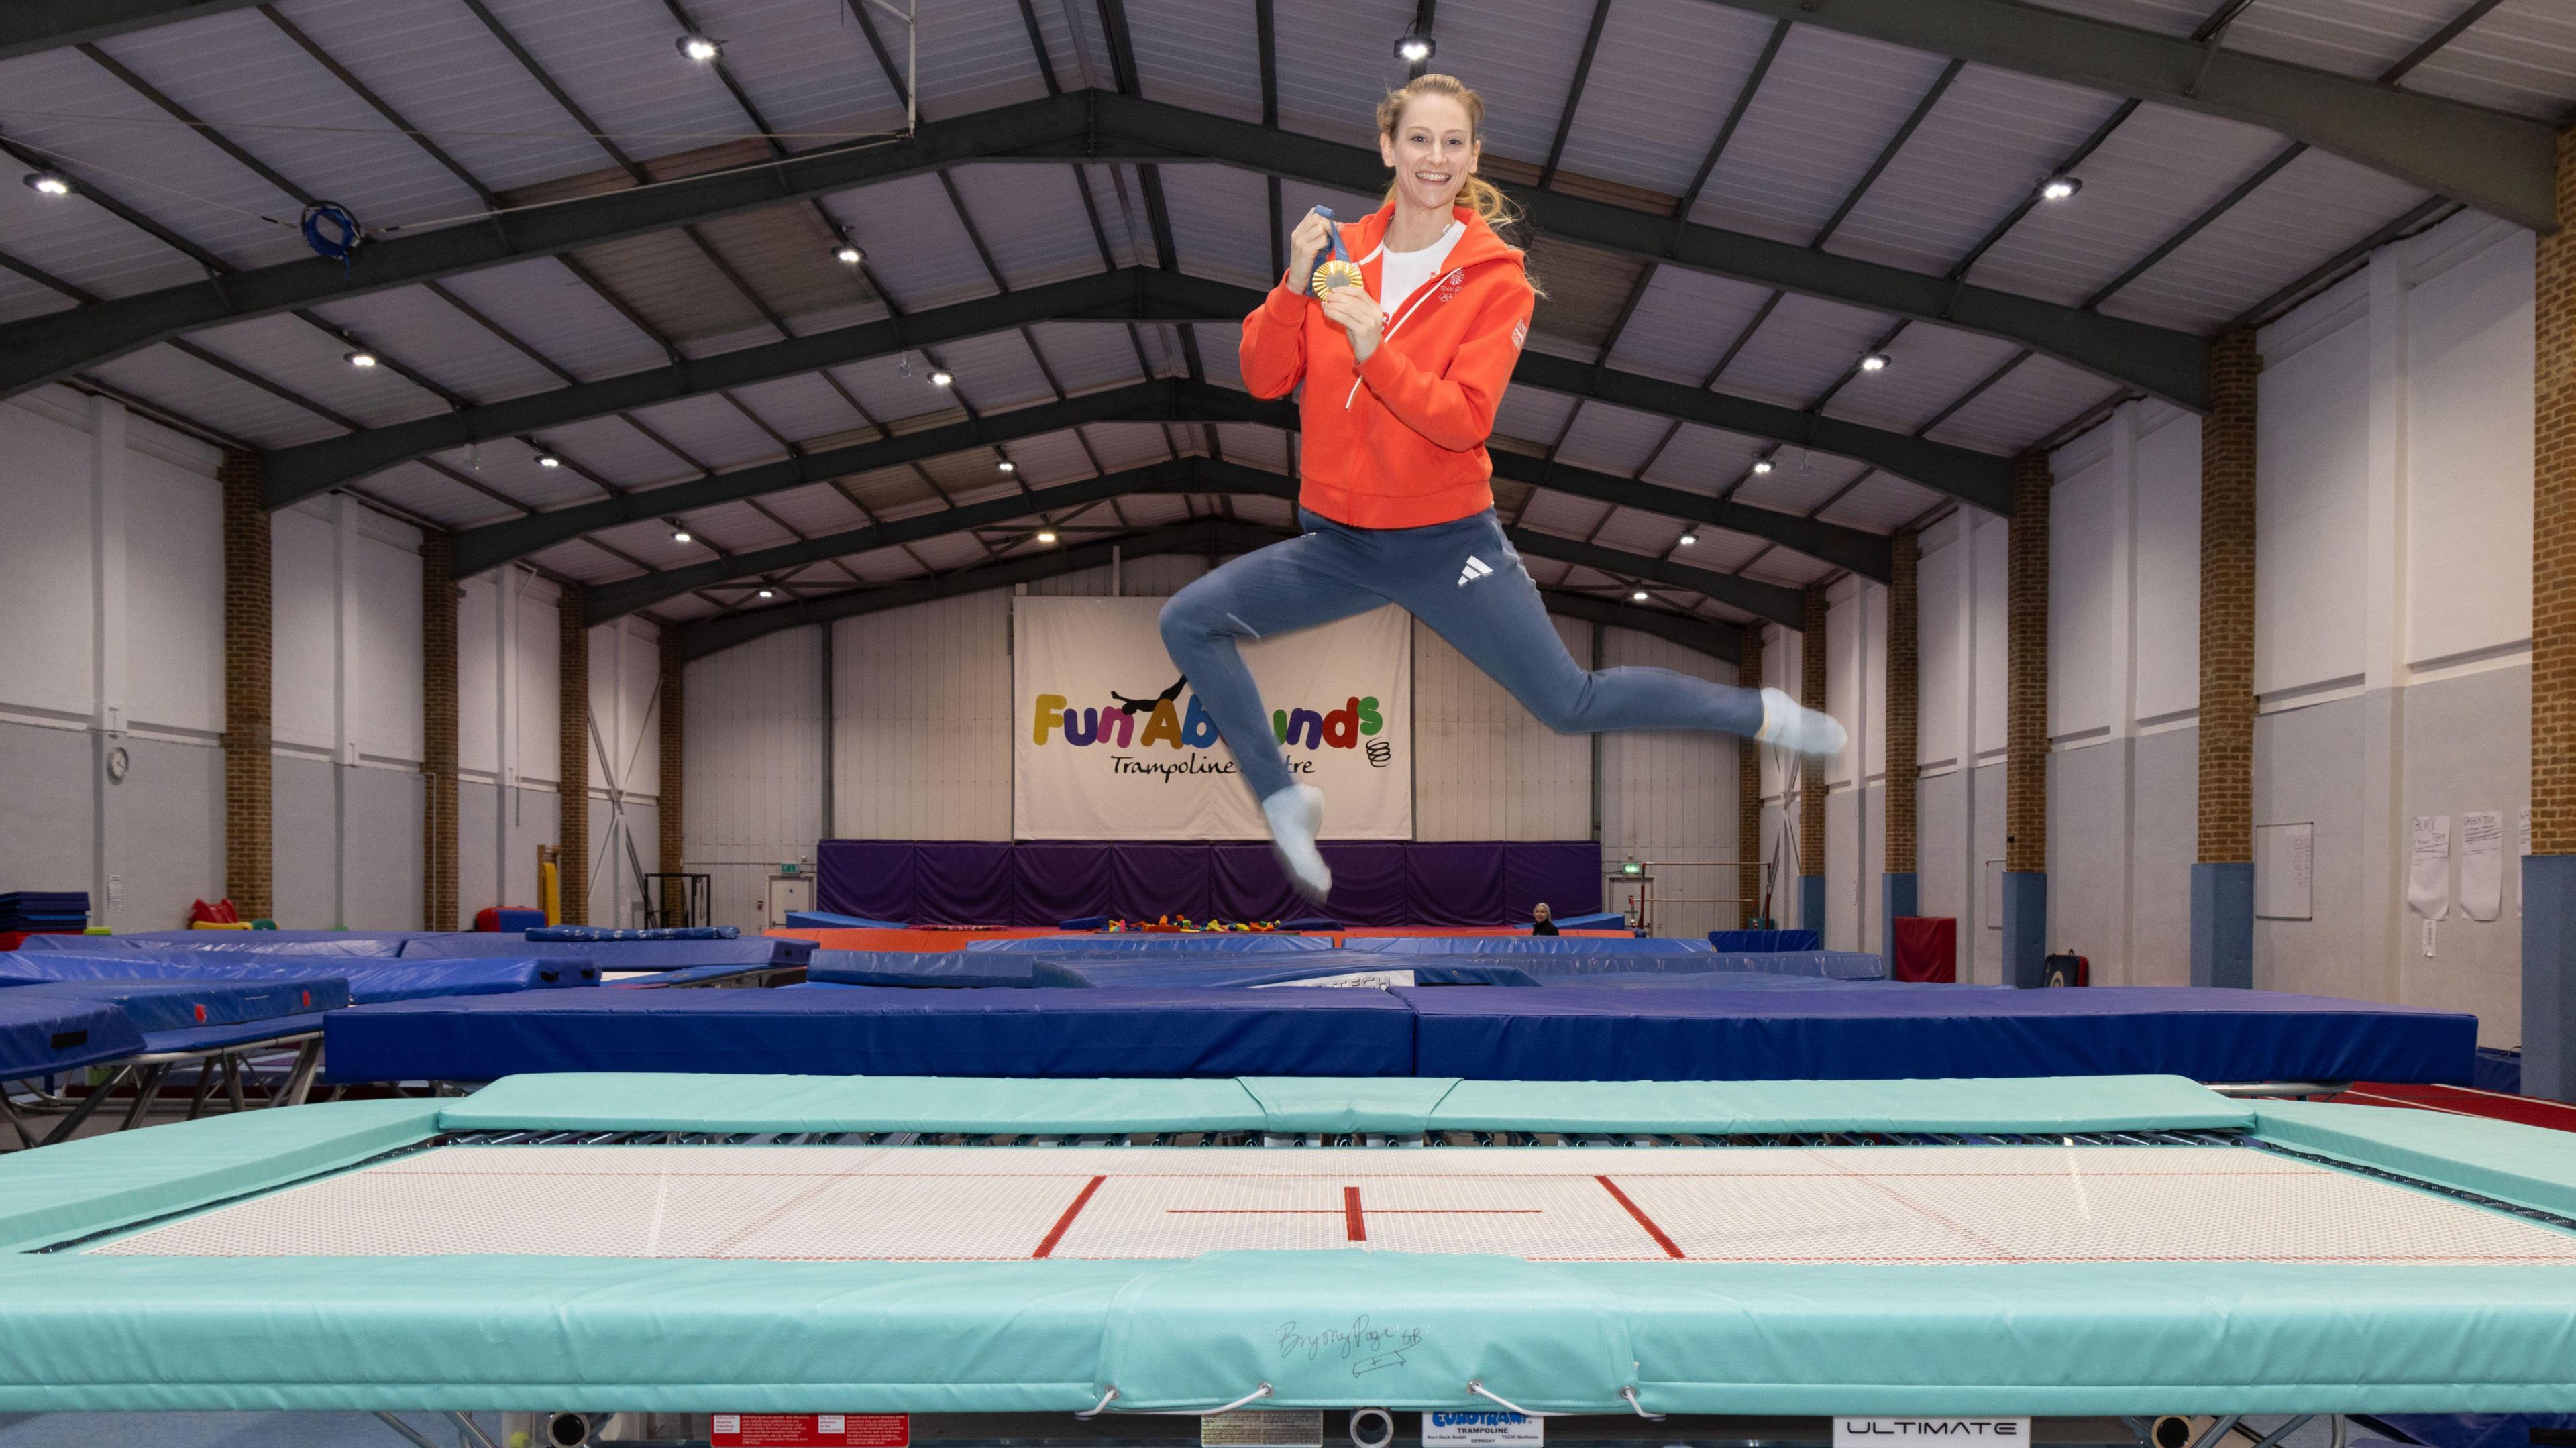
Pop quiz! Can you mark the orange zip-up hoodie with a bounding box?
[1238,203,1536,530]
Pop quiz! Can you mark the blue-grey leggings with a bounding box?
[1158,508,1768,803]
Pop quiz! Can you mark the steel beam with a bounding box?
[0,91,2208,408]
[678,516,1741,663]
[597,452,1815,627]
[269,268,2005,522]
[1686,0,2556,234]
[0,0,265,62]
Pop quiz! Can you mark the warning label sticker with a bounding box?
[711,1414,911,1447]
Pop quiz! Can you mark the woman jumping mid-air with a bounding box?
[1159,72,1846,903]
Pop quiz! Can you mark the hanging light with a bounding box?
[22,170,71,198]
[1750,457,1774,476]
[2039,174,2082,202]
[929,368,955,388]
[534,453,561,469]
[1035,528,1059,545]
[756,588,775,600]
[1858,353,1890,373]
[672,529,693,544]
[833,241,864,266]
[1631,589,1650,602]
[1395,31,1434,64]
[1676,529,1699,547]
[997,459,1016,474]
[343,349,378,369]
[676,32,720,60]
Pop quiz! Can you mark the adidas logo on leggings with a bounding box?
[1456,555,1494,587]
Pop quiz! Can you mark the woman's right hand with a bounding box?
[1285,209,1333,290]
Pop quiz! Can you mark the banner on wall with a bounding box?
[1012,597,1411,841]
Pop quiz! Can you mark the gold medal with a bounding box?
[1311,259,1366,297]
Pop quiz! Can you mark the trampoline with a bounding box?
[5,1073,2576,1418]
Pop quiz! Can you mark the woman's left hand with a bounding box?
[1318,286,1382,364]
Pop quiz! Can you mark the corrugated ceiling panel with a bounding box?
[1527,240,1650,351]
[1027,322,1151,394]
[1552,0,1776,201]
[1418,0,1597,166]
[1603,266,1776,384]
[1820,321,2024,439]
[947,165,1113,290]
[1159,165,1277,290]
[87,344,339,447]
[623,391,789,470]
[1686,25,1953,247]
[473,0,763,167]
[1672,529,1770,574]
[515,411,694,490]
[1817,473,1943,535]
[1739,547,1832,589]
[96,12,485,237]
[843,465,945,520]
[305,286,567,407]
[686,197,888,331]
[991,427,1099,484]
[181,311,447,429]
[1122,0,1260,121]
[1275,176,1397,244]
[1826,68,2123,278]
[1214,424,1288,473]
[908,531,993,570]
[429,436,606,513]
[759,481,871,538]
[589,518,713,572]
[832,546,916,583]
[1027,0,1095,93]
[1086,422,1183,472]
[1963,101,2284,308]
[0,266,70,326]
[2401,1,2576,118]
[918,452,1017,502]
[676,498,800,552]
[435,258,668,384]
[1591,506,1692,558]
[1079,164,1150,268]
[1713,292,1896,409]
[1493,384,1578,446]
[352,461,523,532]
[2019,1,2198,35]
[529,538,628,585]
[1643,423,1765,497]
[822,174,996,312]
[822,355,959,429]
[724,372,872,449]
[269,0,616,192]
[906,0,1055,119]
[563,225,784,347]
[1193,323,1248,392]
[678,0,906,135]
[1727,450,1870,516]
[1270,0,1420,146]
[1556,400,1674,476]
[1116,493,1195,528]
[2100,148,2432,334]
[1921,354,2121,457]
[1233,494,1299,529]
[931,329,1055,412]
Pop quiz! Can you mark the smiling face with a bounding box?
[1379,92,1478,214]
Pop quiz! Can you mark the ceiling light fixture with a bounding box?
[1751,458,1774,476]
[833,242,864,266]
[534,453,560,469]
[1631,589,1650,602]
[1677,530,1699,547]
[1395,31,1434,64]
[672,529,693,544]
[676,32,720,61]
[929,368,954,388]
[997,460,1016,474]
[1858,353,1890,373]
[757,588,775,600]
[22,170,70,198]
[2039,174,2083,202]
[1035,528,1059,545]
[343,349,378,369]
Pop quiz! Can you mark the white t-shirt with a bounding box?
[1373,220,1465,320]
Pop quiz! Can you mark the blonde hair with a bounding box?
[1376,74,1521,238]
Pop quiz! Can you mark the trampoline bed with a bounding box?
[8,1074,2576,1419]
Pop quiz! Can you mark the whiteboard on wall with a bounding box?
[2256,822,2314,920]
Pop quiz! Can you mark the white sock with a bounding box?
[1754,687,1849,759]
[1260,784,1333,905]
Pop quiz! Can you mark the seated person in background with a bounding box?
[1531,902,1558,936]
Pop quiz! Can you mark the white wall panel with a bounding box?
[2404,219,2535,668]
[123,448,223,736]
[2049,450,2116,740]
[1412,616,1590,842]
[511,574,561,788]
[1599,628,1736,939]
[686,624,822,932]
[352,527,423,763]
[1917,522,1964,771]
[270,506,337,753]
[0,398,96,718]
[1971,514,2008,757]
[2133,407,2202,722]
[833,592,1013,840]
[2256,297,2370,697]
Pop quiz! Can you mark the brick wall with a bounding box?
[2537,129,2576,854]
[558,584,589,926]
[420,531,458,930]
[1799,586,1827,878]
[1738,627,1764,926]
[1885,531,1919,875]
[659,629,684,876]
[219,451,271,919]
[2006,453,2051,875]
[2200,329,2261,865]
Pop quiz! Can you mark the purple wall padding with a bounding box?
[818,840,1600,926]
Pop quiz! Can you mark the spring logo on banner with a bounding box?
[1012,597,1412,840]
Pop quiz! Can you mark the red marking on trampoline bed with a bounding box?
[1345,1186,1365,1242]
[1594,1176,1682,1260]
[1032,1175,1106,1258]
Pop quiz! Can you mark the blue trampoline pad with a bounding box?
[0,952,587,1003]
[20,931,421,958]
[963,934,1332,954]
[1404,983,2476,1083]
[138,1011,329,1055]
[1350,935,1711,955]
[807,950,1039,987]
[322,987,1420,1082]
[0,993,144,1078]
[399,935,813,970]
[1028,954,1538,988]
[5,978,350,1034]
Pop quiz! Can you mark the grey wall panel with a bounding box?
[459,781,495,922]
[2399,665,2530,1046]
[118,736,221,931]
[1970,762,2006,985]
[0,722,94,911]
[1916,770,1968,942]
[2131,726,2196,987]
[2047,741,2128,982]
[271,754,337,930]
[2253,696,2367,1001]
[345,765,423,931]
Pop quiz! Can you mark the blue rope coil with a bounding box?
[300,201,361,271]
